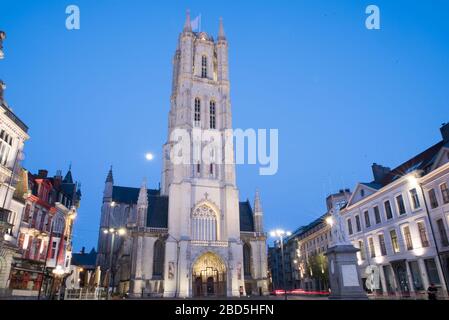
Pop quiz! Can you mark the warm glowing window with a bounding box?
[417,221,430,248]
[390,229,400,253]
[403,226,413,250]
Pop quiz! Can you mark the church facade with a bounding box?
[96,13,269,298]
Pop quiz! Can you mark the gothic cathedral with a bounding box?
[96,13,269,298]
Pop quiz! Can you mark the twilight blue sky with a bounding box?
[1,0,448,251]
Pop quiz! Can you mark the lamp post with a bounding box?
[270,229,291,300]
[51,265,65,300]
[103,227,126,300]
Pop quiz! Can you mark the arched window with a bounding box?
[153,240,165,278]
[191,204,218,241]
[201,55,207,78]
[243,243,252,277]
[194,98,201,127]
[209,101,216,129]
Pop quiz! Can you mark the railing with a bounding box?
[1,104,29,133]
[191,240,228,247]
[64,288,105,300]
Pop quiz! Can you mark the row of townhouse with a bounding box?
[342,123,449,298]
[0,31,82,298]
[7,169,81,298]
[268,123,449,299]
[285,190,349,292]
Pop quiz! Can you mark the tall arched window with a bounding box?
[201,55,207,78]
[191,204,218,241]
[153,240,165,278]
[209,101,216,129]
[243,243,252,277]
[194,98,201,127]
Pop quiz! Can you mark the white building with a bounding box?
[0,85,29,296]
[96,13,269,298]
[342,123,449,298]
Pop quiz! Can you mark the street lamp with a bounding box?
[103,227,127,299]
[50,265,66,300]
[269,229,291,300]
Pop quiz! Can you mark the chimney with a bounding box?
[372,163,391,184]
[38,169,48,178]
[81,247,85,254]
[441,123,449,143]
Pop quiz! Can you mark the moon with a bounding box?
[145,153,154,161]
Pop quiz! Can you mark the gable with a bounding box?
[347,183,379,206]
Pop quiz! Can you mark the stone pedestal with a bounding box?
[325,245,368,300]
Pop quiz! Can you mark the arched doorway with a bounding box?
[192,252,226,297]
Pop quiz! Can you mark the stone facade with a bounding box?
[96,13,269,298]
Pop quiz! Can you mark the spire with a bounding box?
[183,9,192,32]
[218,17,226,40]
[63,165,73,183]
[137,178,148,206]
[254,189,262,213]
[105,166,113,183]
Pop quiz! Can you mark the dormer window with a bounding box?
[360,189,365,197]
[201,55,207,78]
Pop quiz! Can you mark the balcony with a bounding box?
[191,240,228,247]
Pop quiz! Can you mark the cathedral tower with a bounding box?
[161,13,246,298]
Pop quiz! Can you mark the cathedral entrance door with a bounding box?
[206,277,215,296]
[195,277,202,296]
[192,252,227,297]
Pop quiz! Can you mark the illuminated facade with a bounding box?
[0,64,29,296]
[96,13,269,298]
[8,169,80,297]
[342,123,449,298]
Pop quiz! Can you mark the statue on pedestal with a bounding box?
[329,205,351,246]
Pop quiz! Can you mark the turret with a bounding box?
[179,10,194,76]
[254,189,264,233]
[137,179,148,227]
[103,166,113,201]
[216,18,229,83]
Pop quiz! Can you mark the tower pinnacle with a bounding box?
[137,178,148,206]
[106,166,113,183]
[218,17,226,40]
[183,9,192,32]
[254,188,262,213]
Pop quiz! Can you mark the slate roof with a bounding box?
[112,186,255,231]
[72,248,97,267]
[380,141,446,186]
[239,201,255,232]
